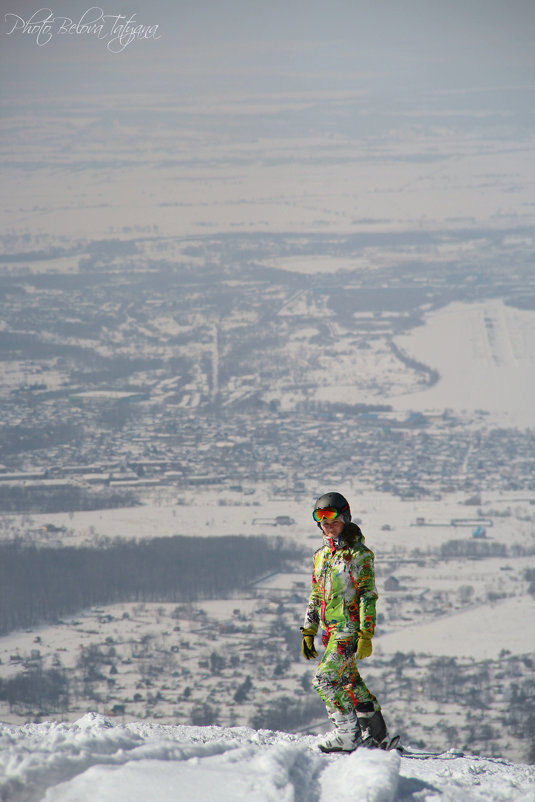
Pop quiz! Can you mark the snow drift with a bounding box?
[0,714,534,802]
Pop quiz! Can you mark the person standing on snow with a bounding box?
[301,492,395,753]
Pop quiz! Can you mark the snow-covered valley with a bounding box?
[2,4,535,799]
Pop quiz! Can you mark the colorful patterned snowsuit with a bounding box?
[303,522,381,719]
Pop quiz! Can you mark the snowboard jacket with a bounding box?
[303,522,378,644]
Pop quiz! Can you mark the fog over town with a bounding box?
[0,2,534,796]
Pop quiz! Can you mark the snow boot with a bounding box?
[318,710,362,754]
[357,709,392,750]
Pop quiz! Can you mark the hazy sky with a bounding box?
[1,1,534,248]
[2,0,534,102]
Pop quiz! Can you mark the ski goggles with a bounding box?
[313,507,342,523]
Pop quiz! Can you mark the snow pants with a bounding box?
[313,630,381,718]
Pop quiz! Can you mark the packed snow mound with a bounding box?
[0,714,534,802]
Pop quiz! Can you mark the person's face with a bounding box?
[321,518,344,538]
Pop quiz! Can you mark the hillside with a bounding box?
[1,714,534,802]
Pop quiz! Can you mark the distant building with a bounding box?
[384,576,401,591]
[252,516,295,527]
[69,391,149,404]
[41,523,66,534]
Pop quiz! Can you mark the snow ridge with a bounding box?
[0,714,534,802]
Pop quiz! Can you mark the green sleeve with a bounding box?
[302,556,321,632]
[350,551,378,635]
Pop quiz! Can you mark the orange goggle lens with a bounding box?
[313,507,339,522]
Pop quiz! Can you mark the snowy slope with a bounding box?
[0,714,533,802]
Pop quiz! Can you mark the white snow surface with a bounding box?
[1,715,534,802]
[391,300,535,428]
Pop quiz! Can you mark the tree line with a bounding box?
[0,665,69,714]
[0,535,302,635]
[439,539,507,559]
[0,484,139,514]
[525,568,535,599]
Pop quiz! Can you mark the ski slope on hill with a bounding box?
[0,714,533,802]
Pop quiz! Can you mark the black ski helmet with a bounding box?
[313,491,351,527]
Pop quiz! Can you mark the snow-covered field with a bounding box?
[1,714,534,802]
[3,485,533,549]
[392,300,535,428]
[375,594,535,661]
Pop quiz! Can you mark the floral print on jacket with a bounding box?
[303,522,378,644]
